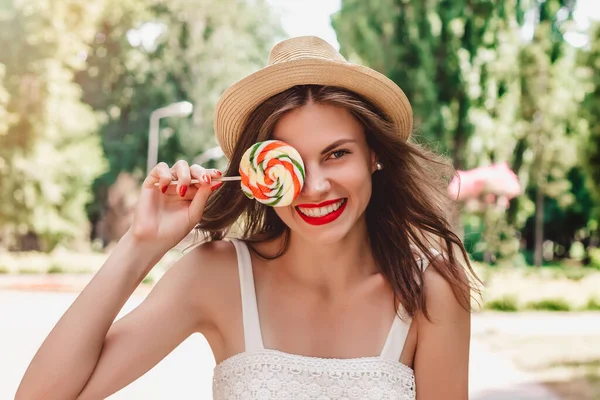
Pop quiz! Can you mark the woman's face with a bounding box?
[272,102,377,244]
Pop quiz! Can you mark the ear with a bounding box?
[370,151,378,173]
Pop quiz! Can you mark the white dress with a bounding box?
[212,239,435,400]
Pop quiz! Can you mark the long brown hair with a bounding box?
[198,85,479,318]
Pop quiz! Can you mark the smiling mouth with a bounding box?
[295,198,347,225]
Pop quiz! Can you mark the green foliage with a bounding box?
[333,0,597,262]
[0,0,107,250]
[142,276,154,285]
[0,0,282,248]
[484,296,519,312]
[582,23,600,218]
[75,0,283,240]
[586,298,600,311]
[589,248,600,270]
[525,298,572,311]
[47,264,64,274]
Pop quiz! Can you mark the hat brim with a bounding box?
[214,58,413,159]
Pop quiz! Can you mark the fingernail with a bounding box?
[216,170,223,177]
[161,185,168,194]
[211,182,223,192]
[179,185,188,197]
[203,175,211,184]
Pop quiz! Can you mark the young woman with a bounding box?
[17,36,476,400]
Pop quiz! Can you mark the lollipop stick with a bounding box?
[153,176,241,187]
[214,176,242,182]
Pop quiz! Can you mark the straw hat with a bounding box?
[214,36,413,159]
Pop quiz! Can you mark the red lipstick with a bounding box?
[295,198,347,226]
[296,199,343,208]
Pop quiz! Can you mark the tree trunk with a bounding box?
[534,185,544,267]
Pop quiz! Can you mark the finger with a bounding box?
[190,164,212,188]
[172,160,191,198]
[143,162,173,193]
[209,168,223,180]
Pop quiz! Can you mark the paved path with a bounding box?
[0,285,576,399]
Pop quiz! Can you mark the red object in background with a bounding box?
[448,162,521,203]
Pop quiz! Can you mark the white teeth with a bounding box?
[298,200,345,218]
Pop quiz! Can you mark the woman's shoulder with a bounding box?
[419,255,472,321]
[160,239,242,325]
[175,238,240,288]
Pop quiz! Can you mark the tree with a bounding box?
[582,23,600,221]
[514,1,586,266]
[332,0,519,170]
[74,0,284,243]
[333,0,591,264]
[0,0,106,250]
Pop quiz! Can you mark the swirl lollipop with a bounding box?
[157,140,305,207]
[239,140,305,207]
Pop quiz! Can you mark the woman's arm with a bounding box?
[414,262,471,400]
[15,232,160,400]
[16,160,222,400]
[75,241,229,399]
[16,237,226,400]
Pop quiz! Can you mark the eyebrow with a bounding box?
[321,139,357,155]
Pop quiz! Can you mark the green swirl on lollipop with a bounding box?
[239,140,305,207]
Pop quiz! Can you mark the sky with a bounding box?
[266,0,341,49]
[130,0,599,52]
[267,0,600,49]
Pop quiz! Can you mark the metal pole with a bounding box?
[147,113,160,175]
[146,101,193,175]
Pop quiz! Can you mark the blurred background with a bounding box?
[1,0,600,399]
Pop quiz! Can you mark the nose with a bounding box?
[301,166,331,198]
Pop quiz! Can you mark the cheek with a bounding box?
[274,206,296,223]
[347,163,373,193]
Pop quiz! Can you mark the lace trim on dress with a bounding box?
[213,349,416,400]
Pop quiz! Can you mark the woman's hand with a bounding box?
[129,160,222,252]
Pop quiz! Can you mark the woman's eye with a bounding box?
[329,149,350,160]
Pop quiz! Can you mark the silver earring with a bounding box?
[376,162,383,171]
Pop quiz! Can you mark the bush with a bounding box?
[589,248,600,270]
[525,298,572,311]
[47,264,64,274]
[586,298,600,311]
[562,268,587,281]
[484,296,519,312]
[19,268,40,274]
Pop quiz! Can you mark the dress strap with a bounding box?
[418,248,441,272]
[379,315,411,361]
[230,239,265,352]
[380,248,443,361]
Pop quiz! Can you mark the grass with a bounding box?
[46,264,64,274]
[478,333,600,400]
[483,296,519,312]
[18,268,42,274]
[525,298,572,312]
[475,263,600,312]
[586,298,600,311]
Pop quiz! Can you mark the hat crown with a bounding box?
[268,36,346,65]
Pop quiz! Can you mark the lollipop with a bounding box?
[239,140,305,207]
[157,140,305,207]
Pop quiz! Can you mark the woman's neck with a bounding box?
[273,223,379,295]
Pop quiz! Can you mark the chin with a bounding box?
[293,225,353,246]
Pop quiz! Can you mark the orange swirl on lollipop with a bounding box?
[239,140,305,207]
